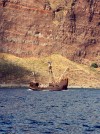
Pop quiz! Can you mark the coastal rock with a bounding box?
[0,0,100,64]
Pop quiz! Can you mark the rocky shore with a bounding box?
[0,84,29,89]
[0,84,99,89]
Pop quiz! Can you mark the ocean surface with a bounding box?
[0,88,100,134]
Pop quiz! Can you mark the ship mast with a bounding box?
[32,71,37,82]
[48,62,55,84]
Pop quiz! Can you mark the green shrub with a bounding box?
[91,63,98,68]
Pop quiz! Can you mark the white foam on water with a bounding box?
[42,90,49,91]
[28,89,32,91]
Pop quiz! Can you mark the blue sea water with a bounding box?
[0,88,100,134]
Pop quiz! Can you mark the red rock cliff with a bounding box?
[0,0,100,63]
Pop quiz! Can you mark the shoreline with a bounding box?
[0,84,29,89]
[0,84,99,89]
[68,86,100,90]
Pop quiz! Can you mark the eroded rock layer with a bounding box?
[0,0,100,63]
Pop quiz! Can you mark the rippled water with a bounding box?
[0,88,100,134]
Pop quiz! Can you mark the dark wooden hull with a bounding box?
[29,78,68,91]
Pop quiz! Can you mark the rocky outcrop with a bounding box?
[0,0,100,64]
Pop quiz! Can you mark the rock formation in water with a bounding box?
[0,0,100,64]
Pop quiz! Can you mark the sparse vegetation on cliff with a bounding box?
[91,63,98,68]
[0,53,100,88]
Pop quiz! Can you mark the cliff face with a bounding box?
[0,0,100,63]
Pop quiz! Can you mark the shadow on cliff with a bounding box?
[0,59,32,84]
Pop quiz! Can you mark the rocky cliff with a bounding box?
[0,0,100,64]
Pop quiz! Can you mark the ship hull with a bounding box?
[29,78,68,91]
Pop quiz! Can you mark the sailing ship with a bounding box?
[29,62,68,91]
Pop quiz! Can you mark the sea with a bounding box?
[0,88,100,134]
